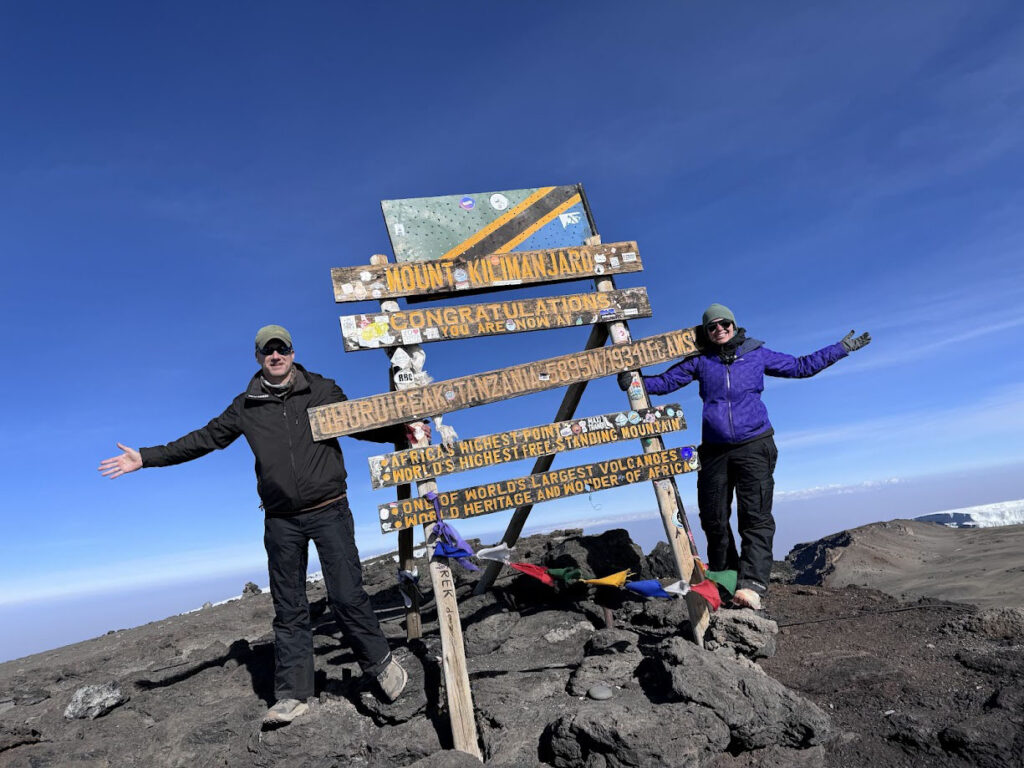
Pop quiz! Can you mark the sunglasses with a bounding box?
[705,320,733,332]
[258,343,293,356]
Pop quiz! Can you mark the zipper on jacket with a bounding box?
[726,365,735,441]
[284,401,301,507]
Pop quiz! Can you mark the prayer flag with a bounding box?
[431,519,479,571]
[664,580,690,596]
[582,569,632,588]
[624,580,672,598]
[397,568,420,608]
[475,543,515,564]
[705,569,737,595]
[509,562,555,586]
[547,567,582,584]
[690,579,722,610]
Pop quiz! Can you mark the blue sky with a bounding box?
[2,1,1023,660]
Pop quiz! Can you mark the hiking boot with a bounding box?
[731,588,763,611]
[262,698,308,725]
[377,657,408,703]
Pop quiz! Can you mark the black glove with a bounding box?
[617,371,635,390]
[840,330,871,353]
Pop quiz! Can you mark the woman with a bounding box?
[620,303,870,609]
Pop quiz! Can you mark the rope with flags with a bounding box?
[408,497,735,611]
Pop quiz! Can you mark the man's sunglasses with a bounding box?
[258,343,293,356]
[705,320,733,332]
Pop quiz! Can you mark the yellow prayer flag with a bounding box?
[582,569,632,588]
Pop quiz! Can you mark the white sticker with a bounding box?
[594,253,607,263]
[360,271,372,282]
[394,223,406,237]
[538,372,550,381]
[505,319,516,331]
[341,283,354,295]
[394,370,416,389]
[401,328,422,345]
[621,252,637,262]
[609,256,620,268]
[424,327,440,340]
[390,347,412,369]
[558,211,582,228]
[594,264,606,275]
[353,283,367,299]
[624,308,639,316]
[379,509,389,520]
[371,290,381,298]
[489,193,509,211]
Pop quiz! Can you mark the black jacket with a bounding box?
[139,365,400,516]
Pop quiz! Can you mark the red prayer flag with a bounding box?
[690,579,722,610]
[509,562,556,586]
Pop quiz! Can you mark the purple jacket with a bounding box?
[643,337,848,445]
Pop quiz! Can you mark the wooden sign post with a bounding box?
[591,236,712,642]
[312,187,714,760]
[369,256,482,760]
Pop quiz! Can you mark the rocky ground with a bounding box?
[1,522,1022,767]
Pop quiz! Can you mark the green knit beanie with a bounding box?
[702,303,736,328]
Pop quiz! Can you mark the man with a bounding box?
[99,324,418,725]
[619,304,870,610]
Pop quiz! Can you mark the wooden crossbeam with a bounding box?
[379,447,699,534]
[340,288,651,351]
[331,242,641,302]
[368,404,685,489]
[308,327,699,439]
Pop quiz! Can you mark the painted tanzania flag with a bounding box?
[382,185,594,264]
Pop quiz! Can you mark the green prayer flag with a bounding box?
[547,567,582,584]
[705,570,737,595]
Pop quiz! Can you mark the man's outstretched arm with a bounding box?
[98,443,143,479]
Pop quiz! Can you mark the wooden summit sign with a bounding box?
[369,403,686,489]
[340,288,652,351]
[309,326,699,439]
[331,242,642,303]
[379,446,700,533]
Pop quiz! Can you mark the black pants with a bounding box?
[264,498,392,701]
[696,434,778,596]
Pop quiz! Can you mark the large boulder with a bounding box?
[706,610,778,660]
[656,637,831,751]
[567,629,643,696]
[542,699,731,767]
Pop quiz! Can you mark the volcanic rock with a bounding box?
[63,681,128,720]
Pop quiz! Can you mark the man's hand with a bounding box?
[617,371,635,390]
[840,330,871,353]
[98,443,143,479]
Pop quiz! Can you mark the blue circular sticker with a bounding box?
[459,196,475,210]
[681,447,694,461]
